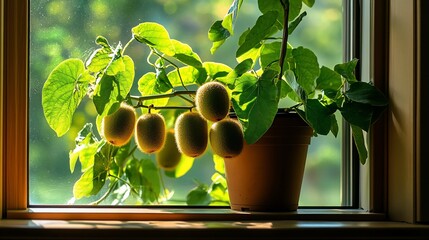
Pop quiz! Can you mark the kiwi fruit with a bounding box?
[101,103,136,147]
[195,81,230,122]
[209,118,244,158]
[135,113,166,153]
[156,129,182,170]
[174,111,208,157]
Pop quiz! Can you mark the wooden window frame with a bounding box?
[1,0,428,225]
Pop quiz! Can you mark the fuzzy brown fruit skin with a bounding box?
[209,118,244,158]
[156,129,182,170]
[195,81,230,122]
[135,113,166,153]
[174,112,208,158]
[101,103,136,147]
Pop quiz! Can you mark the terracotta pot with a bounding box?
[224,111,313,212]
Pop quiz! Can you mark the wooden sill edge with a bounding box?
[1,218,429,240]
[6,208,386,221]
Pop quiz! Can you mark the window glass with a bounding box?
[29,0,343,206]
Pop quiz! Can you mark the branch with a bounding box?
[130,90,196,101]
[278,0,290,82]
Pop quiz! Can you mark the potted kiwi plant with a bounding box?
[41,0,388,210]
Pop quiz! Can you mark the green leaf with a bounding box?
[258,0,302,23]
[203,62,232,80]
[302,0,315,7]
[208,21,229,54]
[92,74,116,115]
[138,72,172,109]
[73,154,107,199]
[125,158,161,204]
[95,35,111,48]
[222,0,243,35]
[69,124,101,173]
[217,58,253,86]
[284,69,304,102]
[164,155,194,178]
[305,99,332,135]
[288,11,307,35]
[340,101,374,132]
[155,68,173,92]
[316,66,343,91]
[86,36,114,73]
[140,158,161,203]
[171,39,202,68]
[231,73,278,144]
[208,0,243,54]
[86,47,113,73]
[186,185,211,205]
[92,56,134,115]
[345,82,388,106]
[213,154,225,175]
[260,42,281,70]
[236,11,279,58]
[42,59,92,137]
[167,66,207,87]
[292,46,320,94]
[334,58,358,83]
[330,114,339,137]
[351,124,368,164]
[132,22,175,55]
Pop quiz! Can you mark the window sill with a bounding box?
[7,208,386,221]
[1,217,429,240]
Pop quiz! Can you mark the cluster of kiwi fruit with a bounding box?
[100,81,244,170]
[100,103,181,170]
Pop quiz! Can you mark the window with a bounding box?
[2,0,428,226]
[28,0,346,207]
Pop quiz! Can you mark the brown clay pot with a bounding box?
[224,111,313,212]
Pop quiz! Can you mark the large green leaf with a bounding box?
[231,73,278,144]
[236,11,279,58]
[132,22,175,55]
[42,59,93,137]
[292,46,319,94]
[345,82,388,106]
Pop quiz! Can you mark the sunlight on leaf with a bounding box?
[42,59,92,137]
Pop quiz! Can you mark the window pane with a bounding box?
[29,0,343,206]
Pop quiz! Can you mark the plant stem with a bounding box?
[278,0,290,82]
[121,38,134,55]
[151,50,189,91]
[130,90,196,101]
